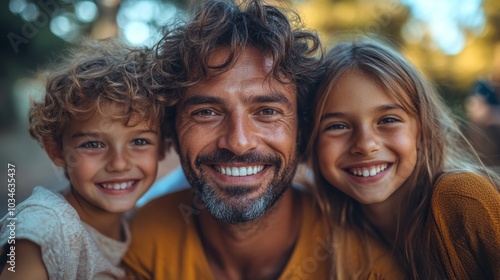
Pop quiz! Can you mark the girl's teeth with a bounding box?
[349,164,388,177]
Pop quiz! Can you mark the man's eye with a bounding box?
[260,108,277,115]
[196,109,216,116]
[79,141,103,149]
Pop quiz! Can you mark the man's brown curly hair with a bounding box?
[150,0,323,158]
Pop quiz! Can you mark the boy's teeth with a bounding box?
[349,164,388,178]
[215,165,265,177]
[100,181,134,190]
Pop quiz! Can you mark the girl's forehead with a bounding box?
[320,69,418,118]
[340,69,415,105]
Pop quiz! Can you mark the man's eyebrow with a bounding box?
[248,92,293,109]
[180,95,225,108]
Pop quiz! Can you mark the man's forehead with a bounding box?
[198,46,293,89]
[207,46,273,74]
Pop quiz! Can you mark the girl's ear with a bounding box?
[43,139,66,167]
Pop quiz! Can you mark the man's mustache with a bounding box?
[195,149,281,167]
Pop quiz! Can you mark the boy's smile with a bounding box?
[52,103,161,217]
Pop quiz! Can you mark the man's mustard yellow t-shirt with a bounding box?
[123,188,403,279]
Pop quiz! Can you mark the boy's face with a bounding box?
[55,103,161,214]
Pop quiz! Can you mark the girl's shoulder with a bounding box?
[429,173,500,279]
[430,172,500,221]
[433,171,499,200]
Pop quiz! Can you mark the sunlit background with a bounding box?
[1,0,500,215]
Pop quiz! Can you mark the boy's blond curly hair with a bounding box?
[29,38,176,153]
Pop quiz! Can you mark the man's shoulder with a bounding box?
[140,188,194,210]
[130,189,197,232]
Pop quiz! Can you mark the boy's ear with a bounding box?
[43,139,66,167]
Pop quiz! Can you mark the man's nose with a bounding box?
[217,113,258,155]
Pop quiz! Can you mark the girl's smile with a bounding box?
[317,69,419,207]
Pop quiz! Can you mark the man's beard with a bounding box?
[180,149,297,224]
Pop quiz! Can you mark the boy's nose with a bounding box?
[106,149,132,172]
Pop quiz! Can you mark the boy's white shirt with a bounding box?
[0,186,129,280]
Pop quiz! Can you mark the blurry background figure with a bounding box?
[466,44,500,169]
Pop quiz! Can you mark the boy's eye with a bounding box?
[79,141,103,149]
[131,139,150,146]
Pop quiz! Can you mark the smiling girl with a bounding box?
[307,38,500,279]
[0,39,173,279]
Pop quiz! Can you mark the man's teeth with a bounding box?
[215,165,265,176]
[349,164,388,177]
[99,181,134,190]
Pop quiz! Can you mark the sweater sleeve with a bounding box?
[430,173,500,280]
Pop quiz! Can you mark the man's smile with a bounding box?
[213,165,266,176]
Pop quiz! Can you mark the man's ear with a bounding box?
[42,139,66,167]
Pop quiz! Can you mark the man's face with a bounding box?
[175,46,298,223]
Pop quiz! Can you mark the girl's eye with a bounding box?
[325,123,349,131]
[79,141,103,149]
[379,117,399,124]
[131,139,150,146]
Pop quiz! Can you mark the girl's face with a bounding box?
[317,70,419,209]
[57,103,161,215]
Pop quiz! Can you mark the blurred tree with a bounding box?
[1,0,499,128]
[0,0,189,131]
[1,1,67,131]
[296,0,499,117]
[1,0,499,217]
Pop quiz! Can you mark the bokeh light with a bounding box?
[75,1,98,23]
[50,13,80,42]
[401,0,485,55]
[117,0,183,46]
